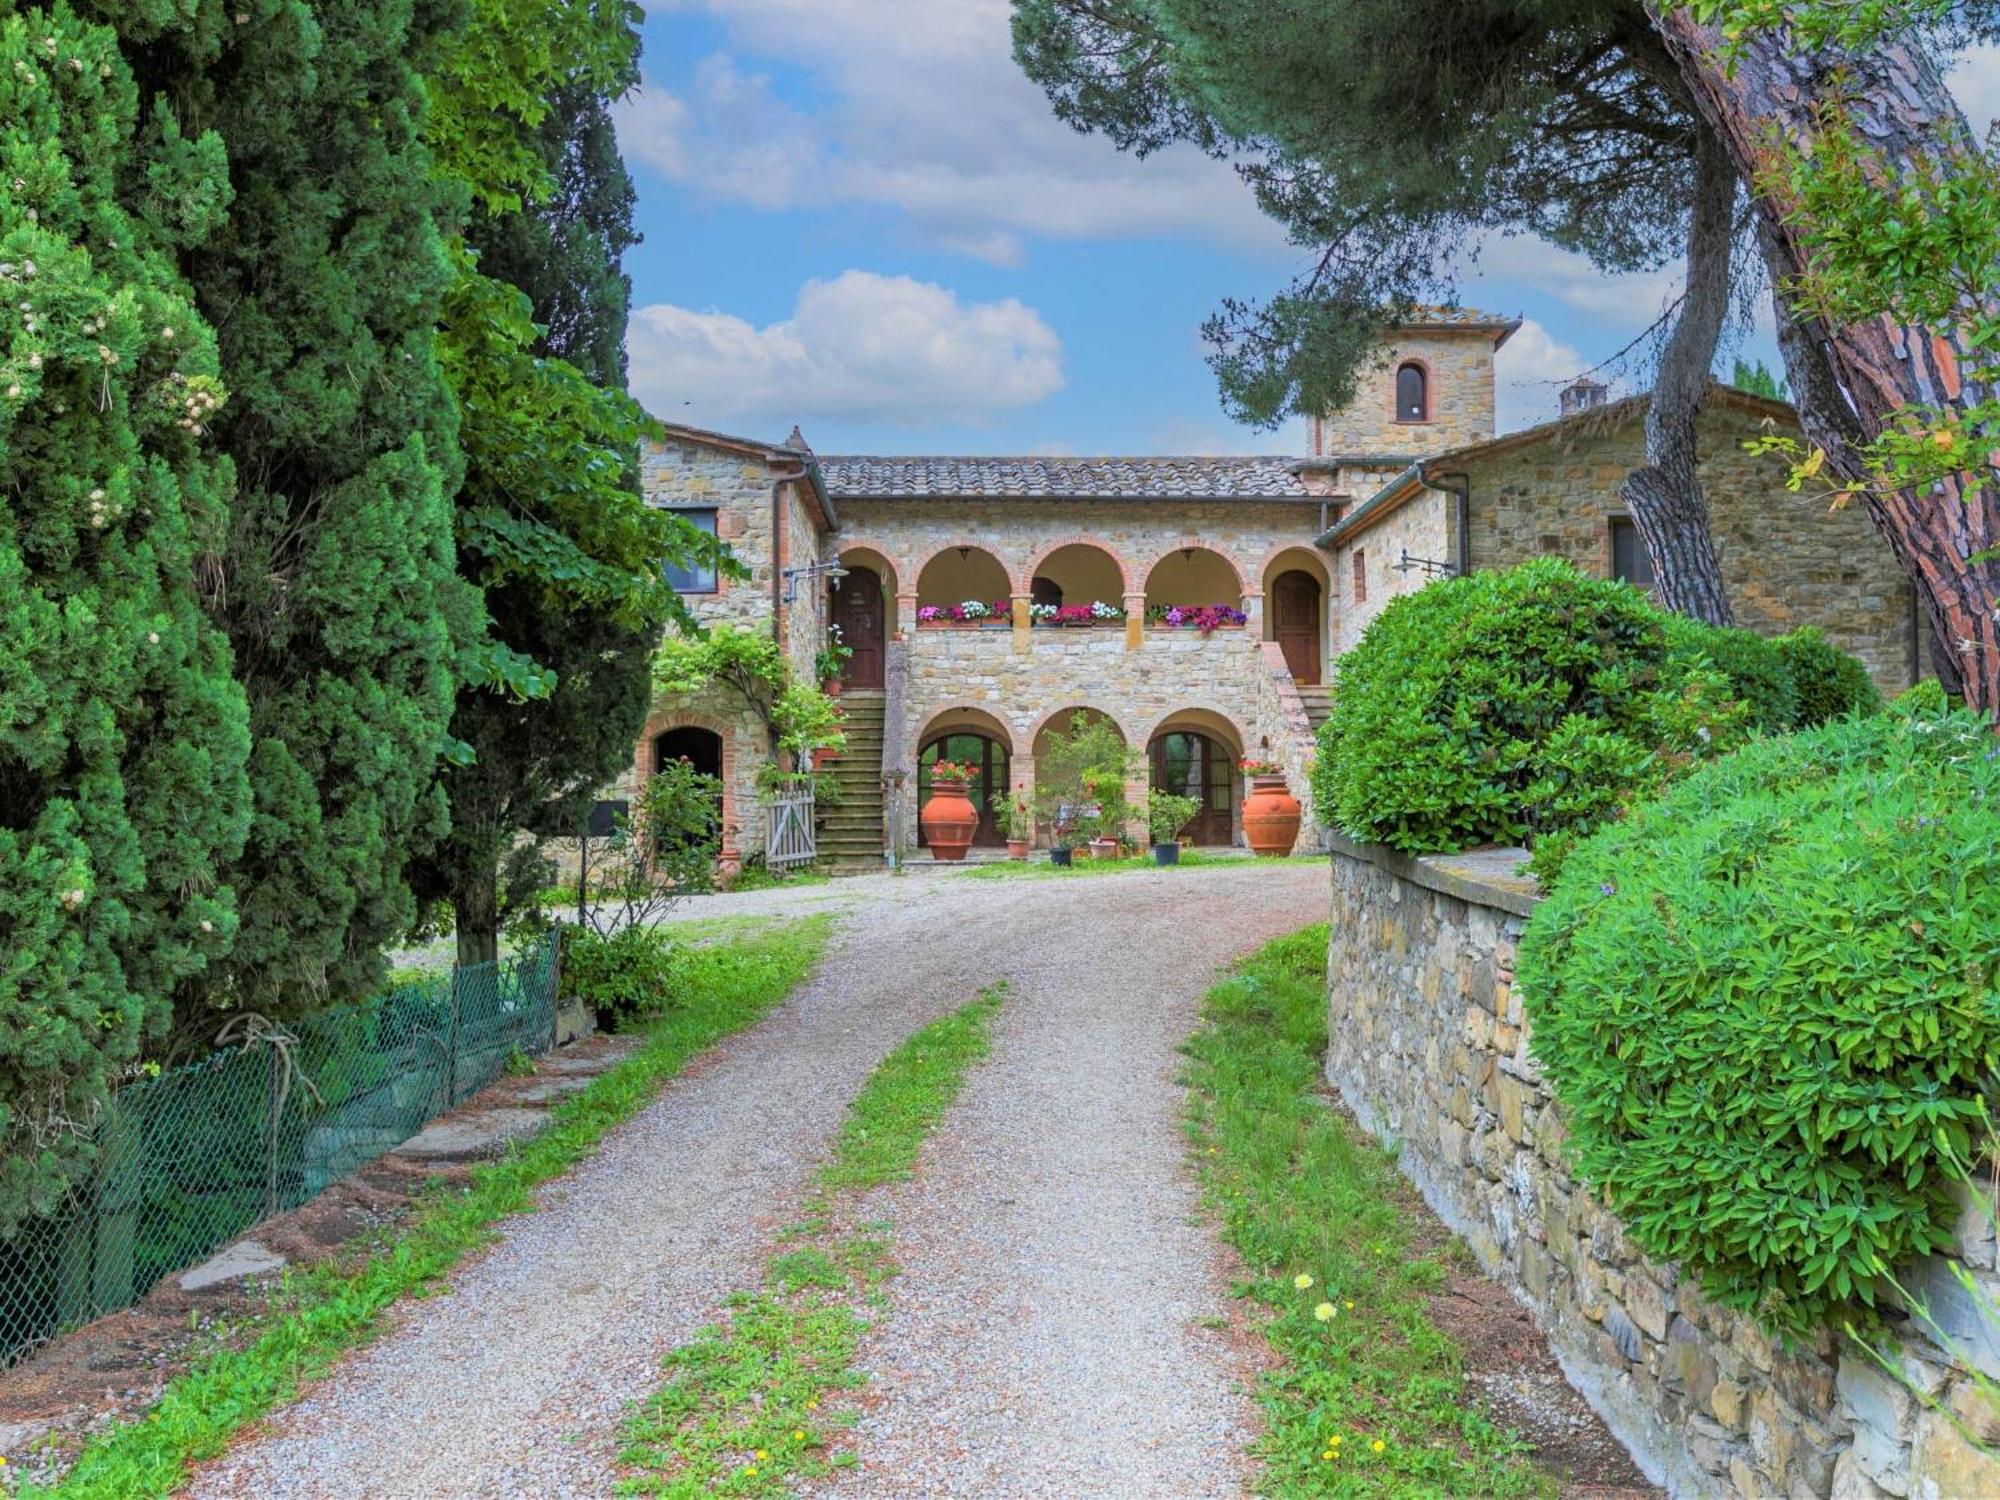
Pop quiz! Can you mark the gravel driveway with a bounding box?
[186,860,1327,1499]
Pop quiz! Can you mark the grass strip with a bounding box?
[29,916,833,1500]
[618,984,1005,1496]
[958,849,1254,881]
[1183,926,1551,1498]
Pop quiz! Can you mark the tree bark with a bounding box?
[1621,113,1738,625]
[1648,6,2000,711]
[454,866,501,971]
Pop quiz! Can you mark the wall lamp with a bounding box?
[1391,548,1457,579]
[781,560,849,604]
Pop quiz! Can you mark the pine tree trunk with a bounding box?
[455,867,501,972]
[1621,116,1737,626]
[1648,7,2000,711]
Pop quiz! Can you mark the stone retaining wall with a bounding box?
[1325,837,2000,1499]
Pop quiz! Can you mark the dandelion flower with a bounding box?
[1314,1302,1336,1321]
[745,1465,759,1478]
[1371,1439,1386,1453]
[793,1430,807,1441]
[1329,1436,1342,1446]
[754,1450,767,1461]
[1293,1274,1313,1290]
[1344,1300,1354,1310]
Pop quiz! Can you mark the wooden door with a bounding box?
[1150,732,1233,846]
[1271,570,1323,685]
[832,565,885,689]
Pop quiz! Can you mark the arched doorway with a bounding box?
[654,725,722,778]
[832,563,886,689]
[918,730,1011,848]
[1149,728,1234,846]
[1270,569,1324,684]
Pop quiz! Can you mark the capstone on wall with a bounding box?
[1312,329,1503,459]
[1326,839,2000,1500]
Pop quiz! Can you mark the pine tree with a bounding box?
[158,0,479,1013]
[0,1,251,1221]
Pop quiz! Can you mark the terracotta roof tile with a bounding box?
[816,455,1313,500]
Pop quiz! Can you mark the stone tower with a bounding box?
[1310,308,1521,462]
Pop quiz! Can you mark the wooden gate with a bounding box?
[765,790,816,871]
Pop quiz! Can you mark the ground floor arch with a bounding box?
[917,707,1014,848]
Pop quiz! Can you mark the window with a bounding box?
[1610,518,1656,592]
[1395,362,1429,423]
[1352,548,1367,604]
[663,507,718,594]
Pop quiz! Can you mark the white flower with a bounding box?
[160,327,173,340]
[26,353,40,370]
[90,488,104,501]
[199,919,214,933]
[4,384,18,400]
[60,888,85,910]
[147,632,160,644]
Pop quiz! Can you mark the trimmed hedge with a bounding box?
[1517,703,2000,1330]
[1777,625,1884,725]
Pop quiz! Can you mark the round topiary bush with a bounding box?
[1517,703,2000,1331]
[1312,558,1754,866]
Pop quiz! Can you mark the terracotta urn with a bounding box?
[1006,837,1030,860]
[1242,773,1301,857]
[1087,836,1122,861]
[920,774,979,862]
[823,676,842,698]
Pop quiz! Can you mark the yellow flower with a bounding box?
[806,1399,820,1411]
[1314,1302,1336,1321]
[1330,1436,1342,1446]
[1293,1273,1314,1290]
[793,1430,807,1441]
[1321,1450,1335,1461]
[745,1466,759,1478]
[755,1450,768,1461]
[1344,1299,1354,1309]
[1371,1439,1386,1453]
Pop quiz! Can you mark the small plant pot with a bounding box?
[1006,838,1030,860]
[1050,846,1073,867]
[1087,837,1122,861]
[1152,842,1180,866]
[822,676,842,698]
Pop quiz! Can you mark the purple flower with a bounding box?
[1599,882,1617,897]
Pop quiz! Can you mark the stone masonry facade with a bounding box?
[1326,837,2000,1500]
[1311,315,1517,459]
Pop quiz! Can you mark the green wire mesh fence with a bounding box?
[0,929,561,1368]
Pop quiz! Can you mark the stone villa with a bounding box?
[629,310,1924,871]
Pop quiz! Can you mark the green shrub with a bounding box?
[1662,616,1799,732]
[1313,559,1754,872]
[1775,626,1883,725]
[561,925,679,1025]
[1517,705,2000,1331]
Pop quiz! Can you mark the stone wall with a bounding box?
[1311,328,1502,458]
[1326,838,2000,1499]
[1325,486,1456,656]
[1463,400,1919,696]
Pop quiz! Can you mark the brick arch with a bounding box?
[1139,538,1250,598]
[910,538,1013,598]
[1138,705,1250,758]
[1252,541,1332,590]
[915,703,1016,754]
[834,539,906,596]
[1026,702,1138,751]
[1390,353,1436,425]
[1015,535,1137,597]
[634,710,741,867]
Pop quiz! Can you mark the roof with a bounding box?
[648,418,837,531]
[1393,305,1522,348]
[1315,384,1800,549]
[817,455,1316,501]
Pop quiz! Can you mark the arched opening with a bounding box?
[1144,547,1246,627]
[832,552,893,689]
[1147,710,1244,847]
[1028,544,1124,624]
[1262,549,1329,686]
[1396,361,1429,423]
[915,546,1010,623]
[918,709,1014,848]
[1030,706,1130,845]
[654,725,722,779]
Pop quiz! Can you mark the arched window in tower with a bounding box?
[1396,362,1429,423]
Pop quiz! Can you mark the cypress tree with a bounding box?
[165,0,478,1011]
[0,1,251,1221]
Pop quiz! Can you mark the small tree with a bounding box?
[1147,790,1202,848]
[577,760,721,939]
[1034,713,1135,846]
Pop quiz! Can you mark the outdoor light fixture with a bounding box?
[1392,548,1457,579]
[781,560,849,603]
[956,545,971,560]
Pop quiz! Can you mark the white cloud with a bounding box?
[628,270,1065,432]
[617,1,1291,262]
[1494,319,1600,433]
[1949,43,2000,137]
[1465,234,1681,322]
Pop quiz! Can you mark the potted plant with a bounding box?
[1146,790,1200,866]
[1034,711,1134,865]
[1003,797,1033,860]
[814,627,851,697]
[1240,757,1300,856]
[919,758,980,861]
[1081,765,1130,860]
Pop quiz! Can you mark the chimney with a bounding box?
[1559,377,1608,417]
[785,425,812,453]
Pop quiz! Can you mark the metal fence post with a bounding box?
[265,1044,283,1218]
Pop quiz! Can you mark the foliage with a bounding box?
[560,925,678,1026]
[812,626,851,685]
[928,758,977,783]
[30,916,832,1500]
[1777,625,1884,724]
[580,760,722,939]
[619,986,1001,1495]
[1661,615,1799,732]
[1003,796,1034,842]
[1146,603,1248,632]
[654,626,842,769]
[1033,711,1134,846]
[1729,357,1789,400]
[1517,707,2000,1332]
[0,2,254,1221]
[1010,0,1697,429]
[1147,790,1202,846]
[1183,926,1548,1495]
[1313,560,1758,877]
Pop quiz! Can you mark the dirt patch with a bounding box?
[0,1031,638,1483]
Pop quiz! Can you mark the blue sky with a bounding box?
[617,2,2000,457]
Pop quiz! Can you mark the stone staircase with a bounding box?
[1295,683,1333,735]
[818,690,886,872]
